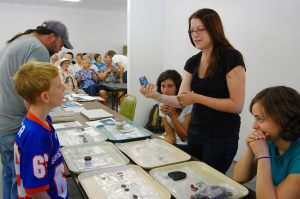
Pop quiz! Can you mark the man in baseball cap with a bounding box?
[40,20,73,49]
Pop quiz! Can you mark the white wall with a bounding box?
[129,0,300,159]
[0,3,127,55]
[127,0,165,125]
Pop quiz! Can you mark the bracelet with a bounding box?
[156,93,163,103]
[257,156,271,160]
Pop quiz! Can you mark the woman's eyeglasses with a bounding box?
[188,28,206,35]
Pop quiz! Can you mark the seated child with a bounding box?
[92,53,106,71]
[156,70,192,152]
[13,61,68,198]
[233,86,300,199]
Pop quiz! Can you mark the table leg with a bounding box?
[109,92,118,112]
[114,92,119,112]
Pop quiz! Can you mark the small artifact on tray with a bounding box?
[168,171,187,181]
[190,184,199,192]
[121,184,126,188]
[189,184,233,199]
[84,155,92,167]
[115,120,126,129]
[77,127,85,132]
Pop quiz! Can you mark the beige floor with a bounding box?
[0,160,255,198]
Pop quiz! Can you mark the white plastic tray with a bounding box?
[78,165,171,199]
[56,126,107,146]
[150,161,249,199]
[62,142,129,174]
[116,138,191,169]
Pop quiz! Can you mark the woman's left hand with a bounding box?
[177,91,196,106]
[248,131,269,158]
[139,83,157,99]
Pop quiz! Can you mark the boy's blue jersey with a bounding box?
[14,112,67,198]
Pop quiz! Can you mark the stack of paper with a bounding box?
[80,109,113,121]
[49,110,76,122]
[71,94,102,101]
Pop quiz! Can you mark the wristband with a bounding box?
[257,156,271,160]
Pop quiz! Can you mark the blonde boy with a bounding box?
[13,61,67,199]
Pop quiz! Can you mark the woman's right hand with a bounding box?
[160,104,177,117]
[139,83,157,99]
[246,130,266,146]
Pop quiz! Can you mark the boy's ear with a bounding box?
[24,100,30,111]
[40,91,50,103]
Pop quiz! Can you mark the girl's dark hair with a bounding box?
[94,53,100,60]
[7,26,56,44]
[76,53,83,59]
[66,52,74,58]
[250,86,300,141]
[188,8,234,78]
[156,70,182,94]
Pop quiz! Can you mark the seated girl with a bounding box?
[157,70,192,152]
[233,86,300,199]
[75,57,100,96]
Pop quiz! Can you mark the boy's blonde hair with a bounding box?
[13,61,59,104]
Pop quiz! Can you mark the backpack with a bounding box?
[145,104,165,134]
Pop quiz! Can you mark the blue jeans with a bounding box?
[0,133,17,199]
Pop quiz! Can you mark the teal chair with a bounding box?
[119,94,137,121]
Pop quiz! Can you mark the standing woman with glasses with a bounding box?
[140,8,245,173]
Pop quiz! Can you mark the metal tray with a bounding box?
[62,142,129,174]
[116,138,191,169]
[78,164,171,199]
[96,119,151,143]
[56,126,107,146]
[149,161,249,199]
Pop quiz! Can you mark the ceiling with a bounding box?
[0,0,127,11]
